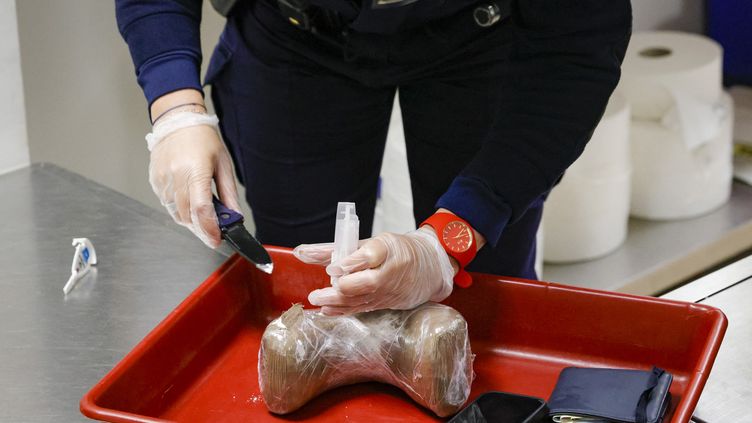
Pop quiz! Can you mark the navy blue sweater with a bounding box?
[116,0,631,247]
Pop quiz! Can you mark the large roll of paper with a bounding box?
[544,172,631,263]
[567,93,631,178]
[619,31,733,220]
[619,31,723,121]
[629,93,734,220]
[543,93,631,263]
[373,93,416,235]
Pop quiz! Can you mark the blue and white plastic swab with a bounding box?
[63,238,97,295]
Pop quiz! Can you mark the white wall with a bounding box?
[16,1,225,211]
[632,0,704,33]
[0,0,29,175]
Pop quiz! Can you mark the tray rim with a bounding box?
[80,247,728,423]
[79,254,239,423]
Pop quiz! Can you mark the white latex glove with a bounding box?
[148,123,241,248]
[293,227,455,315]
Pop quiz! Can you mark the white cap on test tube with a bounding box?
[331,202,359,288]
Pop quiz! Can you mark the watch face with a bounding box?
[442,221,472,253]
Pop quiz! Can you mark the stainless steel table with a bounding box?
[662,254,752,423]
[0,163,229,422]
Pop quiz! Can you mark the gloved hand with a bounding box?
[293,227,455,315]
[148,123,241,248]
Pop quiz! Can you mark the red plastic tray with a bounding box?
[81,247,727,422]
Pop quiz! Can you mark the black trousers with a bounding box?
[208,0,543,278]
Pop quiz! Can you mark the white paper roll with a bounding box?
[543,171,631,263]
[542,92,632,263]
[535,222,544,277]
[567,92,631,178]
[620,31,722,122]
[374,93,416,234]
[630,93,734,220]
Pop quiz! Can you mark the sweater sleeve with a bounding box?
[437,0,632,247]
[115,0,205,107]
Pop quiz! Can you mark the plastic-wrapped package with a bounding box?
[258,302,475,417]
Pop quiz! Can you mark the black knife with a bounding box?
[212,196,273,274]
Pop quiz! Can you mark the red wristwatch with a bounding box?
[420,212,478,288]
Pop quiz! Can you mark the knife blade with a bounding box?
[212,196,273,274]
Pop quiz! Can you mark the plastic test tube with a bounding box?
[331,202,359,288]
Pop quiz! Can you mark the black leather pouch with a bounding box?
[548,367,672,423]
[450,391,548,423]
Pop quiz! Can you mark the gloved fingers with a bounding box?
[163,202,180,223]
[326,237,387,277]
[156,180,182,225]
[306,229,457,314]
[412,228,456,300]
[189,178,221,248]
[146,125,235,249]
[293,243,335,265]
[148,163,167,203]
[308,286,372,307]
[173,171,193,225]
[149,161,175,218]
[215,151,242,212]
[294,239,370,266]
[189,211,219,248]
[319,306,347,316]
[307,286,338,306]
[336,268,382,297]
[320,304,373,316]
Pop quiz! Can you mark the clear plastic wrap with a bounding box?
[258,302,475,417]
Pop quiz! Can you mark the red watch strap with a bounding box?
[420,212,478,287]
[454,269,473,288]
[421,213,476,267]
